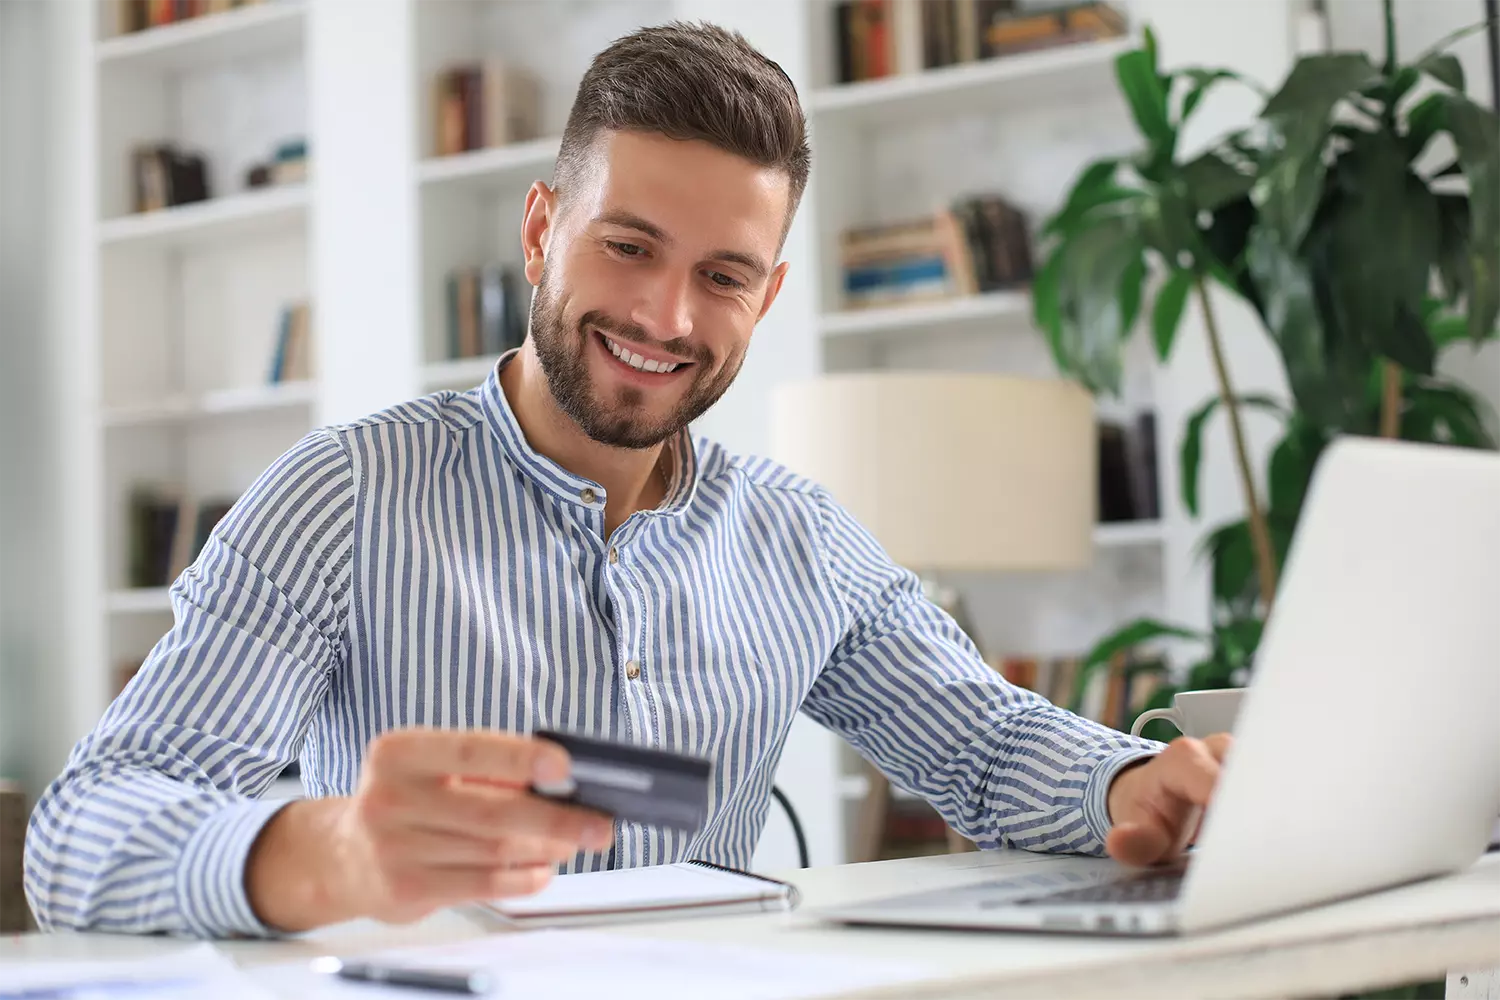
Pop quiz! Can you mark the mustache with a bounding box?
[579,310,707,365]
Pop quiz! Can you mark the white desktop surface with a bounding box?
[3,849,1498,999]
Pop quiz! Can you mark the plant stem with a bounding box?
[1382,0,1398,74]
[1195,278,1279,613]
[1380,361,1402,438]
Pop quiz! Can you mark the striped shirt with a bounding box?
[25,358,1159,938]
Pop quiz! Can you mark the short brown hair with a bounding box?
[555,21,811,234]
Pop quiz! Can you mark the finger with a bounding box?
[1106,821,1173,867]
[1154,738,1223,807]
[386,864,555,913]
[368,728,571,786]
[1201,733,1233,761]
[398,783,615,850]
[381,827,587,868]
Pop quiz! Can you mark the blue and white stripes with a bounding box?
[24,357,1159,937]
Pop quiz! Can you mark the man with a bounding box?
[25,22,1228,938]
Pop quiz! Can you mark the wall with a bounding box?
[0,1,52,793]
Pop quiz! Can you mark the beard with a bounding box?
[528,267,743,449]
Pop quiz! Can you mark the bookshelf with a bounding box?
[808,34,1133,123]
[43,0,1254,878]
[76,0,315,741]
[94,1,304,73]
[96,184,307,252]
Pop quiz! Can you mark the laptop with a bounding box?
[819,437,1500,936]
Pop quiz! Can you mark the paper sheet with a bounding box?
[254,929,927,1000]
[0,943,271,1000]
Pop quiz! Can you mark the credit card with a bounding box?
[532,729,713,833]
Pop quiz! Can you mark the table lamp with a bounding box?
[769,371,1097,649]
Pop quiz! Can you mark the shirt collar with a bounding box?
[481,350,698,517]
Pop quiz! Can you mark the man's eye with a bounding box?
[606,241,646,257]
[706,271,744,290]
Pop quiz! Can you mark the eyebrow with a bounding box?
[593,209,770,281]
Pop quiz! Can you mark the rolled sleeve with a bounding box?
[177,798,295,939]
[1080,745,1162,848]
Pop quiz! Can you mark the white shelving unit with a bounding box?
[94,1,304,72]
[808,34,1133,123]
[97,184,307,252]
[77,0,315,726]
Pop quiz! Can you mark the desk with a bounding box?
[4,849,1499,1000]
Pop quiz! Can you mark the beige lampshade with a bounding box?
[769,372,1096,572]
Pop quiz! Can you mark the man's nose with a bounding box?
[628,268,694,344]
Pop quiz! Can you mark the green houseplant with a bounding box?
[1032,2,1500,733]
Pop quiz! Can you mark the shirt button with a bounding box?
[580,487,598,504]
[625,660,641,680]
[608,548,620,565]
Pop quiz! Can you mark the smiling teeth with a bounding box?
[604,335,680,373]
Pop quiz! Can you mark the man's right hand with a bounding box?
[246,729,616,932]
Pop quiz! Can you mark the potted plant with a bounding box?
[1033,1,1499,730]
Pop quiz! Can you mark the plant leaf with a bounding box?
[1181,151,1255,213]
[1179,392,1286,517]
[1262,54,1383,119]
[1267,416,1327,521]
[1405,382,1498,448]
[1201,195,1263,317]
[1403,93,1446,162]
[1152,269,1193,361]
[1116,48,1173,150]
[1053,215,1147,394]
[1178,69,1243,123]
[1435,192,1472,305]
[1321,131,1440,374]
[1259,54,1383,247]
[1246,227,1339,422]
[1416,52,1465,91]
[1071,618,1205,712]
[1119,255,1147,338]
[1440,94,1500,341]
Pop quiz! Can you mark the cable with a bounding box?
[770,785,810,869]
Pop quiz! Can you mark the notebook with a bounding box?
[469,861,801,929]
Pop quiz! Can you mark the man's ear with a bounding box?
[756,261,791,323]
[521,181,557,287]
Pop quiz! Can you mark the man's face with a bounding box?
[522,130,790,450]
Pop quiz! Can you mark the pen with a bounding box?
[311,956,495,995]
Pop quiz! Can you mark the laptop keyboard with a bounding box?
[1013,867,1185,906]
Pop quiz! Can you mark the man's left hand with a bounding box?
[1105,735,1232,867]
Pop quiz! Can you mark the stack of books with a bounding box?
[434,60,543,157]
[839,195,1033,310]
[1098,412,1160,524]
[446,265,525,361]
[267,301,312,385]
[833,0,1127,84]
[131,144,210,213]
[127,488,237,590]
[112,0,267,35]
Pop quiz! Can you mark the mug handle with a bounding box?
[1130,707,1182,738]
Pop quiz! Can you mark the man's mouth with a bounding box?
[597,331,691,375]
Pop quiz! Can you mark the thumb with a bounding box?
[1106,819,1173,867]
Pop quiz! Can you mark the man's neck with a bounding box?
[499,344,669,537]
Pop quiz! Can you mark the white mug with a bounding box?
[1130,687,1245,739]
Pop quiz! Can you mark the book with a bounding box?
[471,861,799,929]
[434,60,542,156]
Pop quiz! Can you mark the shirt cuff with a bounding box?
[1081,745,1162,850]
[176,796,295,939]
